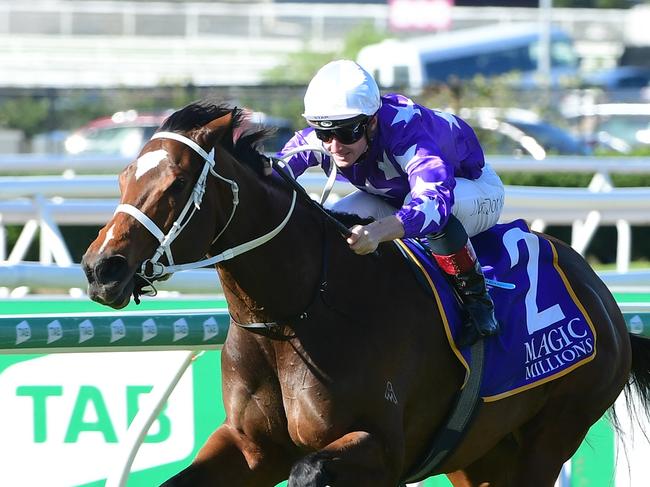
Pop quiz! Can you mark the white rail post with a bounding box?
[571,210,601,256]
[616,219,631,273]
[105,350,198,487]
[0,214,5,261]
[34,194,73,266]
[7,219,39,264]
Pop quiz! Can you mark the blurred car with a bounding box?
[65,109,294,158]
[64,110,171,158]
[459,107,592,159]
[564,103,650,153]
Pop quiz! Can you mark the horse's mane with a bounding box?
[160,100,272,175]
[160,100,240,133]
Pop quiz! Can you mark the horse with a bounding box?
[81,100,650,486]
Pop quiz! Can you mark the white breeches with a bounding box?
[328,163,505,237]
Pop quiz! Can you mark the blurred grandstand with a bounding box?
[1,1,649,157]
[0,1,637,88]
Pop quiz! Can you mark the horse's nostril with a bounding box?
[82,261,94,282]
[94,255,130,284]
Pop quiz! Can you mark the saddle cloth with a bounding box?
[395,219,597,402]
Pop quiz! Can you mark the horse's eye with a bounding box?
[169,177,187,193]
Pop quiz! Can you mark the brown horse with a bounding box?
[82,101,650,487]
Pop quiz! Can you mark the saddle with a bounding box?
[395,219,597,401]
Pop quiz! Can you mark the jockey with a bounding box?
[276,59,505,346]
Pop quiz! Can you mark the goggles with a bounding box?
[312,116,369,145]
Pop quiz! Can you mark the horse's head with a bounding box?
[82,101,267,309]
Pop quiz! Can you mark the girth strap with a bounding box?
[393,238,486,484]
[400,340,485,484]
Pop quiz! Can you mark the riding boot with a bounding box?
[427,216,500,347]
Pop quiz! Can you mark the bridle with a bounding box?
[114,131,306,281]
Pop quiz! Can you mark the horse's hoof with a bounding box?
[288,453,333,487]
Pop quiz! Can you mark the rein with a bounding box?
[270,156,352,239]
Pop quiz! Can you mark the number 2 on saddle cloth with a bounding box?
[396,219,596,401]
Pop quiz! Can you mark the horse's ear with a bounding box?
[199,110,234,149]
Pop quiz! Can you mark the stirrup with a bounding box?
[456,302,500,347]
[457,320,498,348]
[456,325,481,348]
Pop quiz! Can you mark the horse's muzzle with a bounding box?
[81,253,135,309]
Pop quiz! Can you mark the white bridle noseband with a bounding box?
[114,131,297,280]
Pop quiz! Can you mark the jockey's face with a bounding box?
[324,116,377,168]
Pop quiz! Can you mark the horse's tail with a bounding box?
[621,334,650,426]
[607,334,650,466]
[628,335,650,402]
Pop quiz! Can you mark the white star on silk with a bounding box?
[413,197,442,233]
[394,144,418,173]
[433,110,460,131]
[391,99,421,126]
[411,175,443,195]
[378,151,401,180]
[363,179,393,196]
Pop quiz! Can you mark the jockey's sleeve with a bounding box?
[392,140,456,239]
[274,128,324,179]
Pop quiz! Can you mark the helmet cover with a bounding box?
[303,60,380,127]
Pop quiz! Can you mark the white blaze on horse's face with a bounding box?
[98,224,115,254]
[135,149,168,180]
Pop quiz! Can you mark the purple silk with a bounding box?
[400,219,597,401]
[277,93,486,238]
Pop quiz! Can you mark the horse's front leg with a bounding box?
[288,431,401,487]
[160,423,293,486]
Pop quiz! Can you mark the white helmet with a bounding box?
[303,60,381,127]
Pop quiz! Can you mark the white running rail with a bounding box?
[1,155,649,292]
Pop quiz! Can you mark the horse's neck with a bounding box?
[212,164,326,321]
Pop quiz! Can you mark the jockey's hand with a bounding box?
[346,215,405,255]
[347,224,380,255]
